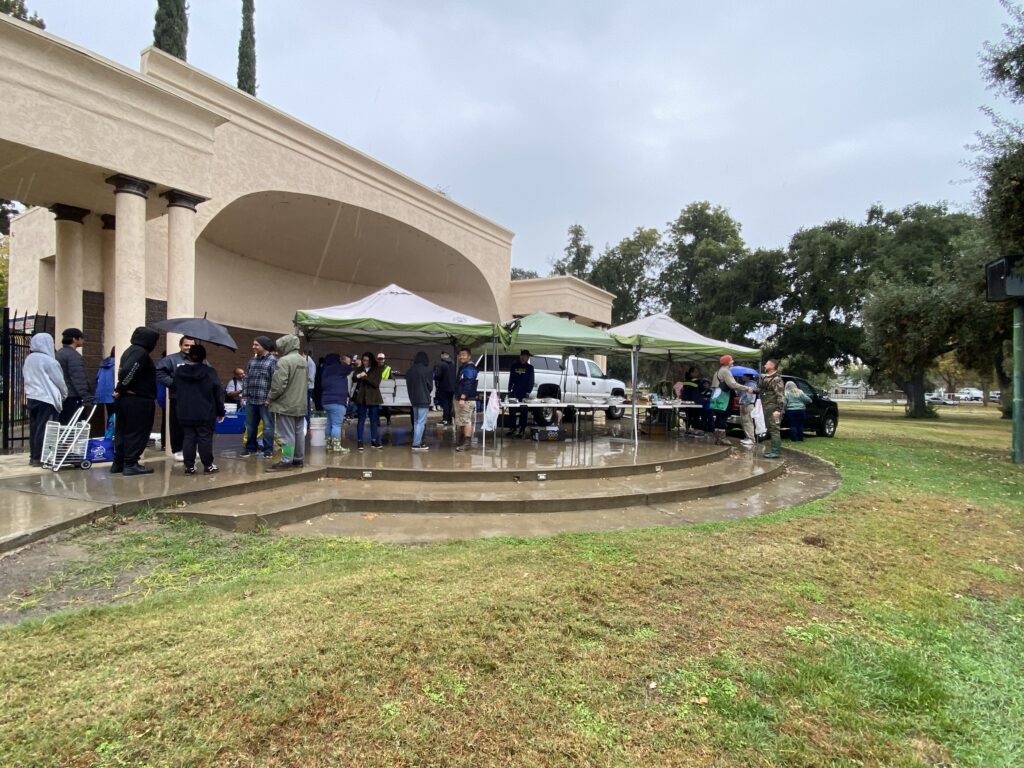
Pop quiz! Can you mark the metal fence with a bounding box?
[1,308,54,452]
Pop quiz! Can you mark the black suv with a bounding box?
[727,374,838,438]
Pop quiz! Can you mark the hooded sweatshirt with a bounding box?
[267,334,308,416]
[95,356,116,404]
[174,361,226,425]
[116,327,159,398]
[24,333,68,410]
[405,351,433,408]
[320,353,352,405]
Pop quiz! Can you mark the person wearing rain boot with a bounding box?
[320,352,352,454]
[265,334,309,471]
[759,359,785,459]
[709,355,753,446]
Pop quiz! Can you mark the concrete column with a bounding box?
[106,175,151,360]
[161,190,206,322]
[49,204,89,337]
[100,214,117,356]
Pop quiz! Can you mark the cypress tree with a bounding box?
[153,0,188,61]
[237,0,256,95]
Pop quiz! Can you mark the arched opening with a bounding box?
[195,191,500,331]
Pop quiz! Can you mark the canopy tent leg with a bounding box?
[631,347,639,446]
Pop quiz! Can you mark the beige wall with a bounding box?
[510,276,614,326]
[140,51,513,321]
[8,207,54,312]
[3,16,512,335]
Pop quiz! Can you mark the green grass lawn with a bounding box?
[1,404,1022,767]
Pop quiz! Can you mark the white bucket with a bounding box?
[309,415,327,447]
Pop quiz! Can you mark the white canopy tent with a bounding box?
[294,283,506,346]
[294,284,510,453]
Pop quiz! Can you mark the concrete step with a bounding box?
[323,444,730,483]
[173,456,786,531]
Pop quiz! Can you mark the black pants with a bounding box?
[59,396,84,425]
[438,392,454,423]
[166,398,184,453]
[182,422,214,469]
[114,394,155,467]
[507,403,530,432]
[787,409,806,441]
[713,408,729,431]
[28,399,58,462]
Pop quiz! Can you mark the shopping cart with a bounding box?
[41,405,96,471]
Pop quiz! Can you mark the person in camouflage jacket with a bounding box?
[759,359,785,459]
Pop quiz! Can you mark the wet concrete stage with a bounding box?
[0,418,839,549]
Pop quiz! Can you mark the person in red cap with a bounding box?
[708,354,753,446]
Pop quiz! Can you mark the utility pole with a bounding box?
[1014,300,1023,464]
[987,256,1024,464]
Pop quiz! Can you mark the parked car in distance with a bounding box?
[727,374,839,437]
[956,388,984,402]
[990,390,1001,402]
[926,394,958,406]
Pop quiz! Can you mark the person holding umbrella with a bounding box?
[155,336,196,461]
[173,344,225,474]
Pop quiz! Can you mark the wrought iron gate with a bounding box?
[1,308,54,451]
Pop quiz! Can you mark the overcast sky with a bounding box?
[28,1,1013,272]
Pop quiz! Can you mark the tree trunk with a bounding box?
[902,371,931,418]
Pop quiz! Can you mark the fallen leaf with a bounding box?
[362,513,378,520]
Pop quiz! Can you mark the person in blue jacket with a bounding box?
[95,347,117,433]
[454,347,478,452]
[320,352,353,453]
[505,349,535,438]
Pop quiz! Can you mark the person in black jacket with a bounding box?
[433,351,456,426]
[112,326,159,476]
[506,350,535,438]
[155,335,196,460]
[54,327,94,424]
[405,350,433,450]
[173,344,225,475]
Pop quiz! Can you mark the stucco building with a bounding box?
[2,15,612,378]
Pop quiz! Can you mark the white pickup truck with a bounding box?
[474,354,627,419]
[376,354,627,419]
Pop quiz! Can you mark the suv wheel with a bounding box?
[817,412,838,438]
[606,406,624,420]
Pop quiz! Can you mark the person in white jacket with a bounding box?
[23,332,68,466]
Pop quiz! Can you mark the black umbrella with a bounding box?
[153,313,237,350]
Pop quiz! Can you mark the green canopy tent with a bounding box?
[609,313,761,444]
[503,311,624,355]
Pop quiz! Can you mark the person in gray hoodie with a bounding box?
[23,332,68,466]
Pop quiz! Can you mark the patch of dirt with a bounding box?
[0,518,166,626]
[801,534,829,548]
